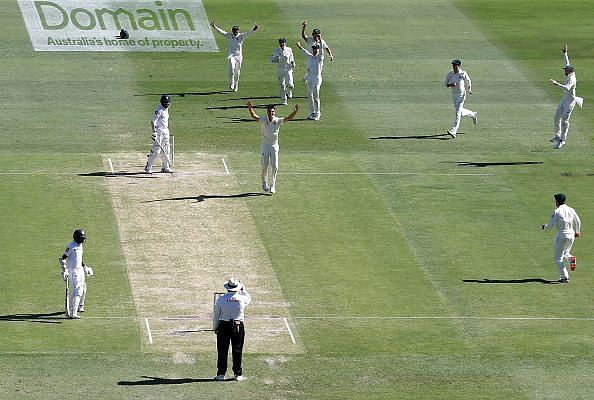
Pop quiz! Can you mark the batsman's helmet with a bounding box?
[451,59,462,66]
[554,193,566,204]
[160,94,171,107]
[73,229,87,244]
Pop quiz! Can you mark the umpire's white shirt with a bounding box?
[445,69,471,95]
[259,116,284,146]
[63,240,83,270]
[152,105,169,132]
[545,204,581,237]
[213,290,251,330]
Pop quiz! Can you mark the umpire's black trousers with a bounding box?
[216,320,245,376]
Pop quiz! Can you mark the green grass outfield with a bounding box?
[1,0,593,399]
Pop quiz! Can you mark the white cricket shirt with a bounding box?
[445,69,471,95]
[545,204,581,236]
[63,240,83,270]
[259,115,284,146]
[214,27,254,58]
[271,47,295,70]
[152,105,169,131]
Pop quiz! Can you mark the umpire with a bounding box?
[213,278,251,381]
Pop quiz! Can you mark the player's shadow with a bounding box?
[463,278,560,284]
[450,161,544,168]
[0,311,65,324]
[118,376,216,386]
[221,95,308,101]
[370,133,453,140]
[142,192,271,203]
[78,171,158,178]
[135,91,232,97]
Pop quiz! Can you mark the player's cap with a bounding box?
[311,43,320,50]
[554,193,566,203]
[451,59,462,66]
[312,28,321,35]
[278,37,286,43]
[563,65,575,72]
[232,25,239,31]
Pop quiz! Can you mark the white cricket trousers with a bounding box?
[277,68,294,102]
[554,99,576,141]
[450,93,474,134]
[68,266,86,317]
[553,234,574,280]
[147,130,171,170]
[228,55,242,89]
[306,79,322,116]
[261,143,279,189]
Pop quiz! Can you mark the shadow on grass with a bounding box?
[142,192,271,203]
[78,171,160,178]
[135,91,232,97]
[118,376,216,386]
[463,278,560,284]
[370,133,453,140]
[0,311,65,324]
[451,161,544,168]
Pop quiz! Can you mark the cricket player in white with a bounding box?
[549,45,583,149]
[247,101,300,193]
[301,21,334,65]
[211,21,258,92]
[145,94,172,174]
[542,193,581,283]
[445,59,478,138]
[297,42,324,121]
[59,229,93,319]
[270,38,295,105]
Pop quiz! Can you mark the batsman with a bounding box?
[145,94,173,174]
[59,229,94,319]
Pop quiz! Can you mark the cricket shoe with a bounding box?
[549,135,561,143]
[78,306,84,313]
[270,186,276,194]
[214,375,225,381]
[262,182,269,192]
[160,167,174,173]
[570,256,577,271]
[558,278,569,284]
[307,113,316,120]
[234,375,244,381]
[554,140,565,149]
[472,112,478,125]
[447,130,456,138]
[68,314,81,319]
[144,164,153,174]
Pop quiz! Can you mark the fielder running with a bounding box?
[247,101,300,194]
[270,38,295,105]
[541,193,581,283]
[549,45,583,149]
[211,21,258,92]
[213,278,251,381]
[445,59,478,138]
[145,95,173,174]
[59,229,94,319]
[296,42,323,120]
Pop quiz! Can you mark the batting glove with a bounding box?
[85,266,94,277]
[61,270,69,281]
[59,258,66,269]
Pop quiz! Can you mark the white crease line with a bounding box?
[0,171,494,177]
[221,157,230,175]
[144,318,153,344]
[294,316,594,321]
[284,317,296,344]
[107,158,114,174]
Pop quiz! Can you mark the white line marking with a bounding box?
[294,316,594,321]
[144,318,153,344]
[284,317,296,344]
[108,158,114,174]
[77,315,594,321]
[221,157,230,175]
[0,171,494,177]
